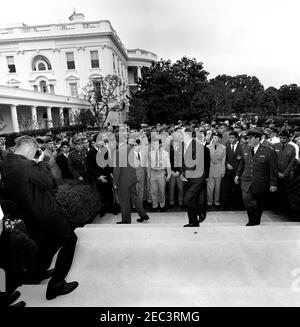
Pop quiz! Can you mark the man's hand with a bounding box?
[234,176,239,185]
[98,175,107,183]
[78,176,84,182]
[180,174,188,182]
[36,150,45,163]
[278,172,284,179]
[166,174,171,182]
[226,163,233,170]
[270,186,277,192]
[113,185,118,190]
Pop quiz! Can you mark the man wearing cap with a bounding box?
[235,130,278,226]
[68,135,89,183]
[268,127,280,144]
[274,130,295,182]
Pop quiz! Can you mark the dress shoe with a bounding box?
[198,212,206,223]
[46,281,79,300]
[116,221,130,224]
[137,215,150,223]
[7,290,21,305]
[10,301,26,308]
[246,222,260,226]
[183,223,199,227]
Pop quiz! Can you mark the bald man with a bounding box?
[0,136,78,300]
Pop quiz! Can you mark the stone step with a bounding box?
[17,223,300,307]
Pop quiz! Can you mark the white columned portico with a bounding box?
[46,106,53,128]
[10,104,19,133]
[58,107,64,126]
[30,105,37,129]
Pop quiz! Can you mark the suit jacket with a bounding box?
[0,153,68,235]
[207,143,226,178]
[225,142,243,173]
[86,146,112,183]
[56,153,73,180]
[273,143,295,177]
[113,144,137,188]
[179,139,210,179]
[237,144,278,194]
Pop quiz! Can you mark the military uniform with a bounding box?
[68,148,89,182]
[237,144,278,225]
[273,143,295,179]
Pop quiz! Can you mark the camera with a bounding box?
[34,149,42,159]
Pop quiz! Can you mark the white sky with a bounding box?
[1,0,299,88]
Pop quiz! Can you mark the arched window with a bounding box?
[40,80,47,93]
[32,55,52,71]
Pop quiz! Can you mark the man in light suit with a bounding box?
[207,132,226,209]
[179,127,210,227]
[235,130,278,226]
[113,134,149,224]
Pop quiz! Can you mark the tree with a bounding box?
[259,87,280,115]
[278,84,300,113]
[128,57,209,124]
[82,74,127,128]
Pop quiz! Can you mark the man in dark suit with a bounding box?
[86,137,115,216]
[179,127,210,227]
[0,136,78,300]
[222,131,243,209]
[55,141,73,180]
[235,130,278,226]
[113,135,149,224]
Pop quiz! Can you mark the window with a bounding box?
[6,56,16,73]
[70,83,78,97]
[33,85,38,92]
[40,81,47,93]
[49,84,55,94]
[32,55,52,71]
[66,52,75,70]
[38,62,46,71]
[90,51,99,68]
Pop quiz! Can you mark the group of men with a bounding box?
[0,117,299,303]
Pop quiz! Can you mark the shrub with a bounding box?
[55,180,103,228]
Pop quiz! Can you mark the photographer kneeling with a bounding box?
[0,136,78,300]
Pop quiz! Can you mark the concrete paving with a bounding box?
[18,211,300,307]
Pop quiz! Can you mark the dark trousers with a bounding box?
[30,220,77,287]
[96,179,116,213]
[242,190,266,224]
[222,169,243,209]
[184,177,207,225]
[118,183,146,223]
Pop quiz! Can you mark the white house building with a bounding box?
[0,12,158,133]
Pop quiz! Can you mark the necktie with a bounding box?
[155,151,158,167]
[282,144,285,151]
[215,145,217,150]
[231,145,234,152]
[251,148,255,157]
[137,152,140,161]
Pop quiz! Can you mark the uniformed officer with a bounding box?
[235,130,278,226]
[68,135,89,183]
[274,130,296,182]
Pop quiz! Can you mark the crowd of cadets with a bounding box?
[1,117,300,215]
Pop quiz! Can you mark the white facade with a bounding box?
[0,12,158,130]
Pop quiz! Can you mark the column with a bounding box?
[30,106,38,129]
[46,106,53,128]
[10,104,19,133]
[137,66,142,80]
[68,108,74,125]
[58,107,64,126]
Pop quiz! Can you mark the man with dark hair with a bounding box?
[222,131,243,209]
[0,136,78,300]
[235,130,278,226]
[180,127,210,227]
[56,141,73,180]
